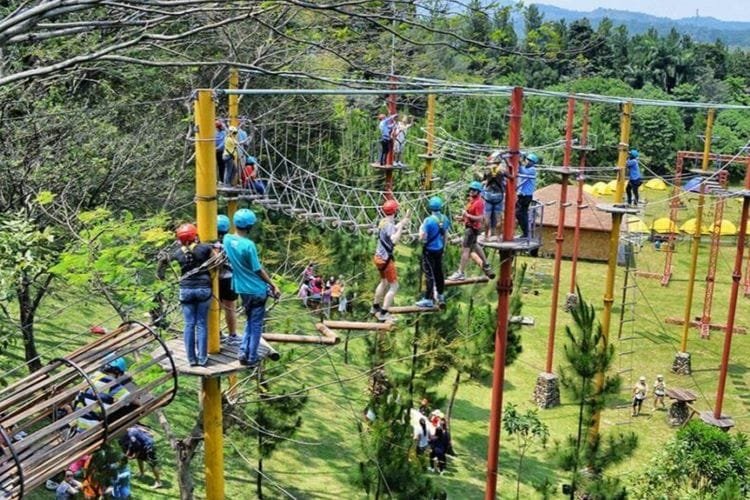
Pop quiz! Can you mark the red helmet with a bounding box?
[382,199,400,216]
[215,120,224,130]
[175,223,197,244]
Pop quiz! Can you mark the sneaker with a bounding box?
[222,334,240,345]
[45,480,59,491]
[438,294,446,306]
[152,481,163,490]
[415,298,435,308]
[369,304,382,316]
[376,311,396,322]
[447,271,465,281]
[482,264,496,280]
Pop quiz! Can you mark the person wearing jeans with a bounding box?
[158,223,214,366]
[223,208,279,368]
[516,153,538,238]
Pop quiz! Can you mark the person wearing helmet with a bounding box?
[377,112,398,166]
[158,223,214,366]
[223,209,280,368]
[392,115,413,168]
[626,149,642,207]
[515,152,538,239]
[448,182,495,281]
[222,125,240,186]
[371,199,410,321]
[241,155,266,194]
[216,215,239,345]
[415,196,450,308]
[482,154,509,240]
[653,374,666,411]
[632,375,648,417]
[215,120,227,182]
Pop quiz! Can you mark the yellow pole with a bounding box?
[226,69,240,400]
[590,101,632,439]
[679,108,715,354]
[422,93,436,190]
[195,89,224,499]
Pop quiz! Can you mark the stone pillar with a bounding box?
[533,372,560,409]
[672,351,692,375]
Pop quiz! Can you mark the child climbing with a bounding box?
[371,199,410,321]
[482,152,508,240]
[416,196,449,308]
[448,182,495,281]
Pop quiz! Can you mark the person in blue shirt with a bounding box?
[626,149,642,206]
[109,457,132,499]
[378,113,398,166]
[416,196,450,308]
[223,209,280,368]
[515,152,538,239]
[119,426,162,489]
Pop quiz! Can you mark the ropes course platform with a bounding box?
[700,411,735,431]
[0,322,177,499]
[387,305,441,314]
[153,337,279,378]
[322,320,393,331]
[596,203,641,215]
[478,235,541,252]
[445,276,490,287]
[370,162,405,171]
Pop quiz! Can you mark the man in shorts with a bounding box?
[119,426,162,489]
[448,181,495,281]
[371,199,410,322]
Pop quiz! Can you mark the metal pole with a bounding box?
[545,97,575,373]
[227,68,240,400]
[485,86,522,500]
[195,90,225,499]
[590,101,632,439]
[714,159,750,418]
[569,101,590,295]
[422,94,436,191]
[680,108,715,353]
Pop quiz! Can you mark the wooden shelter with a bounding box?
[0,322,177,499]
[535,183,613,262]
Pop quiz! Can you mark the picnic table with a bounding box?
[665,388,697,426]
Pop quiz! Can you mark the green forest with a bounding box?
[2,1,750,499]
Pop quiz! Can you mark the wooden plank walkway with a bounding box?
[153,338,279,378]
[323,320,392,331]
[444,276,490,287]
[387,305,440,314]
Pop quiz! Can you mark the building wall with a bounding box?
[539,227,610,262]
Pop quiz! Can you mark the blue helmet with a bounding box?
[246,155,258,165]
[428,196,444,211]
[629,149,639,159]
[469,180,483,192]
[104,357,127,375]
[526,152,539,164]
[217,214,230,233]
[234,208,257,229]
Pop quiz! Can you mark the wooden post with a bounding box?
[195,89,224,499]
[590,101,632,439]
[680,109,715,354]
[485,86,522,500]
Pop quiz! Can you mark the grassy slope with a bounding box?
[11,187,750,499]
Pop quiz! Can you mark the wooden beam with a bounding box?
[444,276,490,287]
[387,305,440,314]
[323,320,392,331]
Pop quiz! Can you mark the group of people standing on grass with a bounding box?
[162,208,278,370]
[297,264,350,317]
[414,401,454,475]
[631,374,666,416]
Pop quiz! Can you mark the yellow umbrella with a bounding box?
[651,217,676,234]
[592,181,608,196]
[645,178,668,191]
[605,179,618,194]
[709,220,737,236]
[680,218,710,235]
[582,184,595,194]
[625,216,650,233]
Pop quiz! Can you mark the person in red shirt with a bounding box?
[448,181,495,281]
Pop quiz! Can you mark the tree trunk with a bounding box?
[257,456,263,499]
[18,275,42,372]
[156,410,203,500]
[446,371,461,426]
[516,447,526,500]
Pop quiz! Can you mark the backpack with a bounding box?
[425,214,447,248]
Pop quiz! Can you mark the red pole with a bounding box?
[485,86,522,500]
[545,97,575,373]
[568,101,590,295]
[714,159,750,419]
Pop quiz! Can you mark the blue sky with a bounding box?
[535,0,750,22]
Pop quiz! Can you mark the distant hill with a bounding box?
[530,3,750,47]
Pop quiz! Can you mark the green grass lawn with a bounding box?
[10,186,750,499]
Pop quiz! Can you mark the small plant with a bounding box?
[503,402,549,500]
